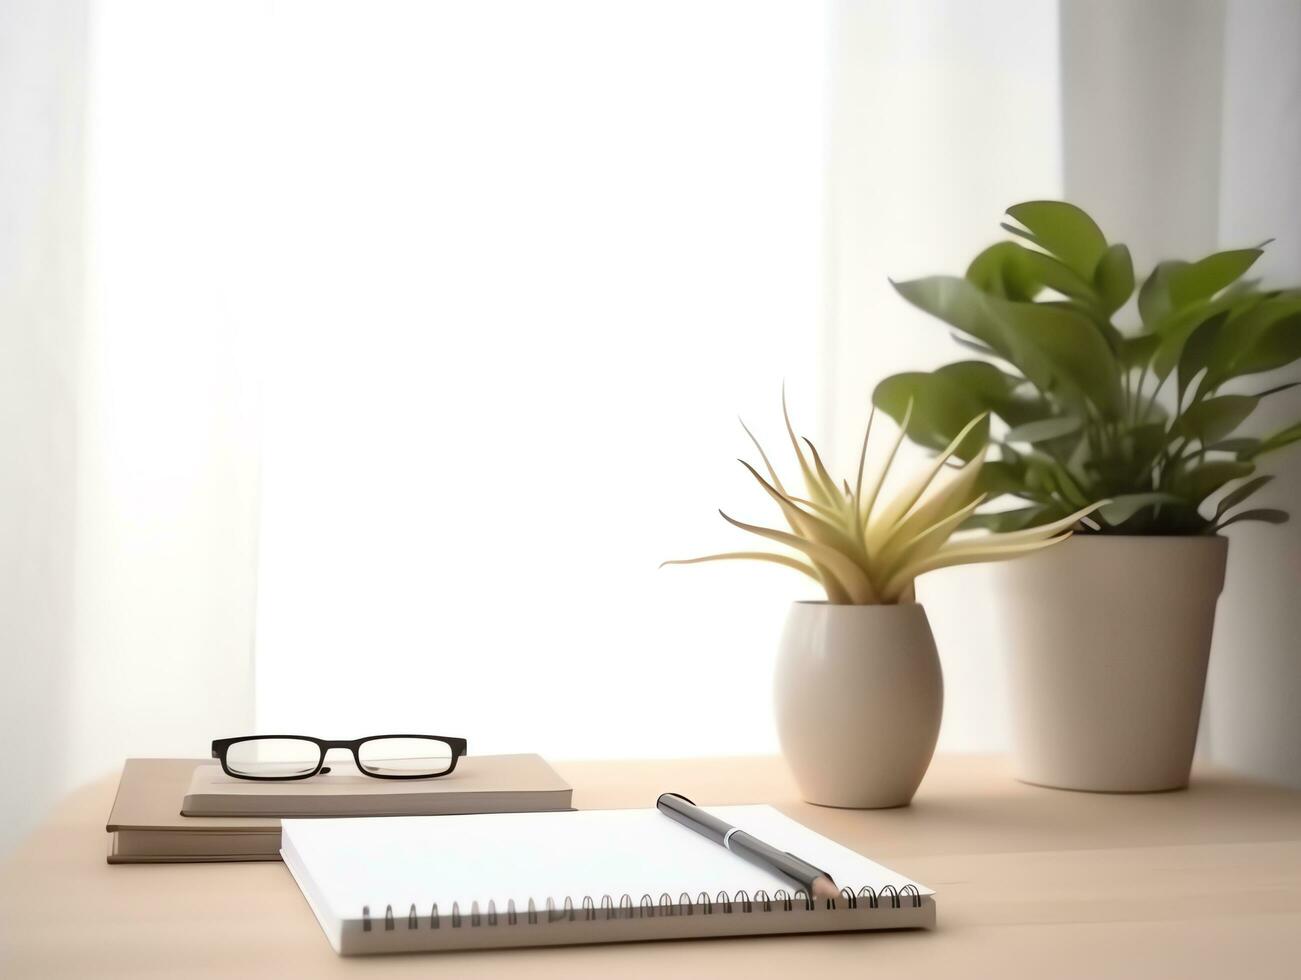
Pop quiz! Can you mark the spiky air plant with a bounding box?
[664,396,1100,604]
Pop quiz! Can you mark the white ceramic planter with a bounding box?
[774,602,943,808]
[989,535,1228,793]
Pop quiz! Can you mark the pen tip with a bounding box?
[810,876,841,903]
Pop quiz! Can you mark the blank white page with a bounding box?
[282,805,931,920]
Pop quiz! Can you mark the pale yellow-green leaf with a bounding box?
[786,494,846,523]
[890,448,987,545]
[661,549,853,604]
[801,437,843,508]
[964,500,1103,545]
[814,570,854,605]
[718,510,878,604]
[739,418,786,496]
[782,386,827,506]
[867,413,988,555]
[739,469,863,594]
[660,551,820,581]
[738,462,868,572]
[860,399,914,530]
[854,406,876,504]
[879,534,1069,601]
[874,450,987,572]
[879,500,1103,599]
[878,493,987,584]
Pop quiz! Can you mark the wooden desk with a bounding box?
[3,755,1299,978]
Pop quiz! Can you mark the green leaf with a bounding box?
[1018,249,1099,305]
[1214,475,1273,519]
[896,276,1124,416]
[1247,421,1301,459]
[1141,249,1262,347]
[965,242,1041,301]
[1255,381,1301,399]
[933,361,1051,428]
[1206,295,1301,385]
[1097,493,1182,527]
[1094,244,1135,314]
[949,333,1000,358]
[892,276,1016,360]
[894,278,1088,410]
[1005,201,1108,279]
[983,294,1125,418]
[1138,261,1187,327]
[975,459,1030,497]
[934,360,1020,398]
[1220,274,1266,300]
[872,371,989,460]
[1169,249,1263,307]
[1152,297,1238,381]
[1174,394,1258,446]
[1126,423,1168,469]
[1005,416,1084,444]
[1024,454,1090,508]
[964,506,1055,532]
[1176,311,1227,404]
[1118,333,1159,369]
[1228,310,1301,379]
[1206,437,1261,457]
[1215,508,1289,531]
[1173,461,1256,503]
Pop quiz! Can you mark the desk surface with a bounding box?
[3,754,1299,978]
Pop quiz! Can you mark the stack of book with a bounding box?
[106,755,573,863]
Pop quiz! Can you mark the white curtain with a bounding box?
[2,0,265,857]
[1,0,89,857]
[1205,0,1301,785]
[4,0,1300,857]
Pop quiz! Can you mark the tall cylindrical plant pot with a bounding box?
[990,535,1228,793]
[774,602,943,808]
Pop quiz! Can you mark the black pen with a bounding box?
[656,793,841,902]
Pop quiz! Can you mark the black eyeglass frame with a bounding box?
[210,734,469,781]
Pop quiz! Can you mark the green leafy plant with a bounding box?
[874,201,1301,534]
[663,395,1094,603]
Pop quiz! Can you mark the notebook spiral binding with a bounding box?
[360,884,922,933]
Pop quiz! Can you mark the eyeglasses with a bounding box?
[210,735,468,781]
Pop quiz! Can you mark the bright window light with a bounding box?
[251,2,830,757]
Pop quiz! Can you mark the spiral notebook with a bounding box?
[281,805,935,954]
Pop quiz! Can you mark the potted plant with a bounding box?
[664,395,1091,807]
[875,201,1301,792]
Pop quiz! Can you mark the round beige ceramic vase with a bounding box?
[989,535,1229,793]
[774,602,943,808]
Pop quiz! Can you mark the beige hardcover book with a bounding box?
[106,756,573,864]
[183,754,572,818]
[281,807,934,954]
[107,759,282,864]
